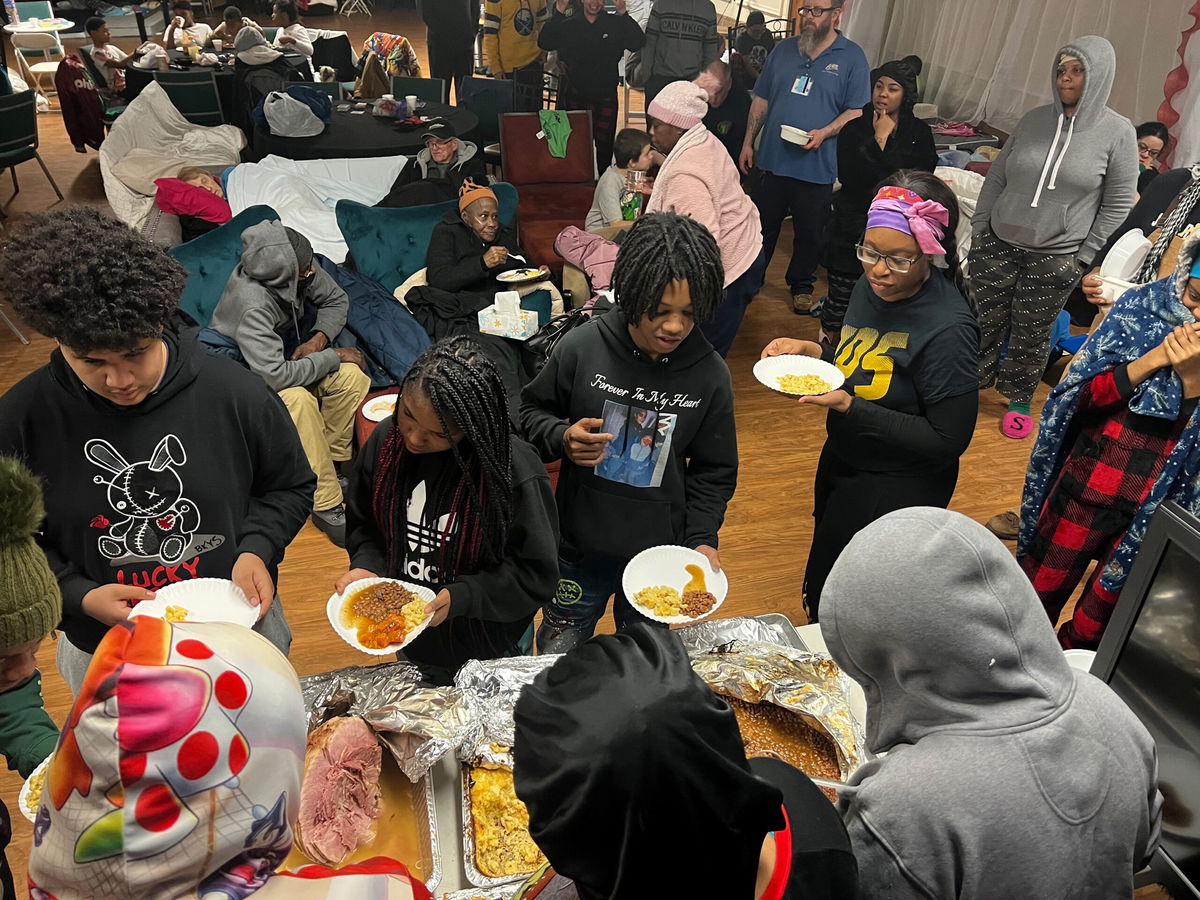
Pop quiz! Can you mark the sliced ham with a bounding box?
[295,716,383,866]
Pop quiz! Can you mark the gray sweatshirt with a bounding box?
[209,220,347,392]
[821,507,1162,900]
[972,35,1137,265]
[641,0,720,82]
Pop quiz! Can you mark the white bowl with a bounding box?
[780,125,810,146]
[752,355,845,396]
[622,545,729,625]
[129,578,259,628]
[326,577,436,655]
[1098,276,1138,305]
[1063,648,1096,673]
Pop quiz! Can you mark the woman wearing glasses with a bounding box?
[760,171,978,621]
[1135,121,1169,194]
[972,37,1137,439]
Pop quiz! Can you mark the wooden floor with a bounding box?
[0,9,1171,898]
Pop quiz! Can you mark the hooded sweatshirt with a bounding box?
[209,220,349,392]
[0,334,315,655]
[972,36,1137,265]
[821,507,1162,900]
[513,624,857,900]
[641,0,720,82]
[520,313,737,558]
[27,617,430,900]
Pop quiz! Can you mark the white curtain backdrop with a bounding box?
[841,0,1195,137]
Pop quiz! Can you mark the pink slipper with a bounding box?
[1001,411,1033,439]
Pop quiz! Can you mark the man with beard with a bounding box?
[739,2,869,315]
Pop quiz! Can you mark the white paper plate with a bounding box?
[19,754,52,823]
[622,545,729,625]
[129,578,259,628]
[781,125,810,145]
[495,267,544,284]
[326,577,436,655]
[362,394,398,422]
[1063,648,1096,673]
[753,355,845,396]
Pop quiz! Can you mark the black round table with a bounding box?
[253,102,480,161]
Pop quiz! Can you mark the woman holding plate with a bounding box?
[761,171,979,621]
[337,336,560,684]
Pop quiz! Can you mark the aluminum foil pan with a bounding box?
[414,769,442,894]
[454,655,560,762]
[676,614,807,653]
[300,659,423,731]
[439,887,520,900]
[365,682,473,782]
[460,763,544,890]
[689,639,865,778]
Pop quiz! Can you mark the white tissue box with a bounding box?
[478,305,538,340]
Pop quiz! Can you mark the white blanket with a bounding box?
[100,82,245,230]
[227,155,407,264]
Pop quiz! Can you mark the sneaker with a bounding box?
[792,293,815,314]
[334,463,349,493]
[312,504,346,548]
[809,295,826,317]
[985,511,1020,541]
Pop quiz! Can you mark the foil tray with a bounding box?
[459,763,542,890]
[415,766,442,895]
[439,887,520,900]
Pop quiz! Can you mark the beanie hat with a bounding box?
[870,59,919,113]
[283,226,313,270]
[647,80,709,131]
[0,457,62,649]
[458,177,497,213]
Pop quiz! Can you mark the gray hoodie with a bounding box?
[822,507,1162,900]
[209,220,348,392]
[972,35,1137,265]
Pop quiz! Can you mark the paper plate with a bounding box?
[753,355,845,396]
[622,545,729,625]
[495,267,545,285]
[1063,648,1096,673]
[129,578,259,628]
[781,125,810,145]
[18,754,52,823]
[362,394,398,422]
[326,577,436,655]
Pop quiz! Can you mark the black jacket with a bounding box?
[417,0,475,34]
[825,104,937,273]
[376,141,489,209]
[0,333,315,654]
[539,6,645,101]
[426,209,531,293]
[520,313,737,558]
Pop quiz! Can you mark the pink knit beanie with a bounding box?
[647,80,709,130]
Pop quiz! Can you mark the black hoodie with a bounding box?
[0,334,315,654]
[520,313,737,558]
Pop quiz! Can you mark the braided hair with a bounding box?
[371,337,515,583]
[876,169,968,299]
[612,213,725,326]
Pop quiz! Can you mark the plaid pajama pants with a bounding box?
[558,82,618,176]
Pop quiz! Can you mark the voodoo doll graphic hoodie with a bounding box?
[0,332,315,654]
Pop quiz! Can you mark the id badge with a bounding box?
[792,74,813,96]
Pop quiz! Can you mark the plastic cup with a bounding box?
[212,39,223,52]
[29,16,40,25]
[405,94,419,112]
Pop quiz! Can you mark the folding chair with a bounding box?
[307,81,344,101]
[0,90,64,215]
[13,0,53,19]
[11,32,63,101]
[154,69,225,126]
[389,75,446,104]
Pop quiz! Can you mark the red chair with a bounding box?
[498,110,596,278]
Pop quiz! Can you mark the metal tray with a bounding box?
[460,764,541,889]
[754,612,808,651]
[415,768,442,895]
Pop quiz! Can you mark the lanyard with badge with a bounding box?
[792,56,815,96]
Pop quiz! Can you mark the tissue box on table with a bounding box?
[478,291,538,340]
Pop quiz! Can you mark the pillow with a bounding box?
[110,149,194,195]
[337,181,518,294]
[155,178,233,223]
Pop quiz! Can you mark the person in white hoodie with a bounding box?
[822,506,1162,900]
[971,36,1136,440]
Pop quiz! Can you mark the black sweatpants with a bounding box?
[426,30,475,102]
[803,444,958,622]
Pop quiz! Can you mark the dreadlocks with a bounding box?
[612,213,725,326]
[371,337,515,584]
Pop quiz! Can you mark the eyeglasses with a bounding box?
[798,5,837,17]
[856,243,919,273]
[1137,142,1162,159]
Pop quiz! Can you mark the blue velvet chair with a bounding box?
[168,204,280,327]
[335,182,518,295]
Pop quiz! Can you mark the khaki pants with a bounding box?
[280,363,371,511]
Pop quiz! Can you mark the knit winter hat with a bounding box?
[283,226,313,270]
[647,80,709,131]
[0,457,62,649]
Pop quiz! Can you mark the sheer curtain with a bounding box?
[842,0,1195,136]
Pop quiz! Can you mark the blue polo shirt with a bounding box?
[754,31,870,184]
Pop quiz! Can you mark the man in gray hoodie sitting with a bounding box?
[821,506,1162,899]
[209,222,370,547]
[376,121,489,209]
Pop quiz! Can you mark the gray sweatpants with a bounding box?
[972,228,1082,404]
[55,596,293,697]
